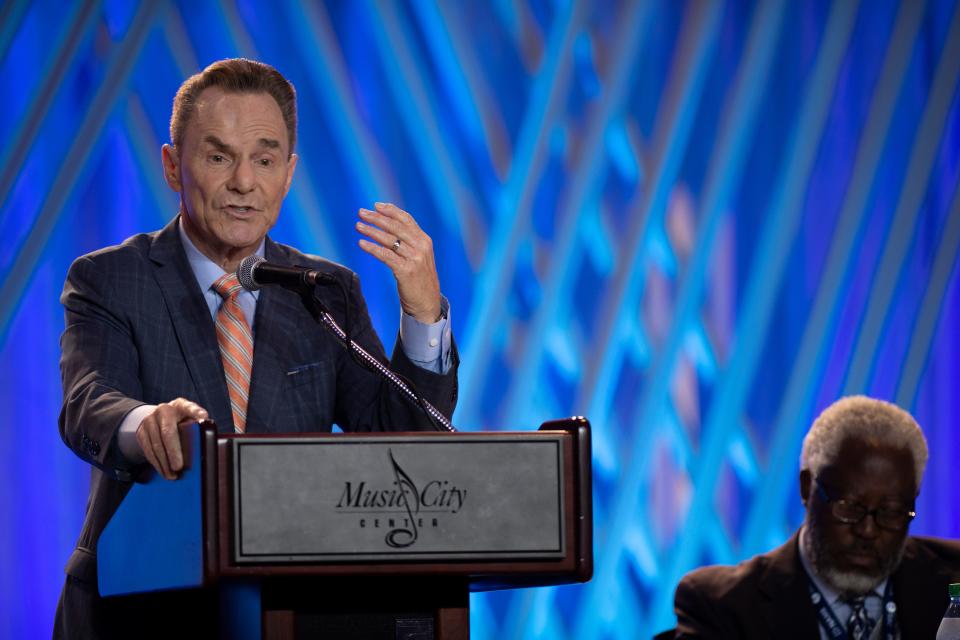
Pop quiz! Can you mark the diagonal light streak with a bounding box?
[0,0,100,210]
[0,0,31,65]
[646,0,861,624]
[499,0,693,431]
[123,92,178,228]
[570,2,731,635]
[216,0,258,56]
[741,0,928,557]
[452,0,582,429]
[578,0,785,461]
[896,175,960,407]
[0,0,160,348]
[161,4,200,78]
[474,0,657,433]
[284,0,398,200]
[431,1,514,179]
[843,0,960,394]
[408,2,489,157]
[364,0,476,233]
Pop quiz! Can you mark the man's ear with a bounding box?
[161,144,182,192]
[799,469,812,506]
[283,153,298,198]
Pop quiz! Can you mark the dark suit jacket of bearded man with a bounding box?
[54,216,459,639]
[673,530,960,639]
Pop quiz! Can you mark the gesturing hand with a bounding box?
[135,397,209,480]
[356,202,442,323]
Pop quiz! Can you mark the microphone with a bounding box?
[235,255,455,432]
[237,255,335,292]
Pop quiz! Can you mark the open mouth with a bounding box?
[224,205,258,215]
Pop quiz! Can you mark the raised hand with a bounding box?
[356,202,442,323]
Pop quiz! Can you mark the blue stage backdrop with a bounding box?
[1,0,959,637]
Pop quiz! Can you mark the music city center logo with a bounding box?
[334,449,467,548]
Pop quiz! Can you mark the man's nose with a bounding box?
[851,512,881,538]
[228,160,256,192]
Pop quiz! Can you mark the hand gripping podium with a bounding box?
[97,418,593,639]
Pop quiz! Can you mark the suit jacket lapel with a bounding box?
[245,238,307,433]
[757,532,822,639]
[148,218,233,430]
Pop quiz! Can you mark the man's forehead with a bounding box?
[185,88,287,146]
[820,439,916,495]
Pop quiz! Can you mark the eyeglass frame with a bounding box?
[814,480,916,531]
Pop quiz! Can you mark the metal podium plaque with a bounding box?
[232,435,565,563]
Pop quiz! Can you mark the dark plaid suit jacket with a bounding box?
[674,530,960,639]
[54,217,458,638]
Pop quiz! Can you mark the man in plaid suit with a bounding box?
[54,58,458,639]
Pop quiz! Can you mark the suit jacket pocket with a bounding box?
[283,361,336,431]
[285,361,331,388]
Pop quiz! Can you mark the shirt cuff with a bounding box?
[117,404,155,464]
[399,296,453,374]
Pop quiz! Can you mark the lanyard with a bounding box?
[807,579,896,640]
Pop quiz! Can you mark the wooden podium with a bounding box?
[97,417,593,639]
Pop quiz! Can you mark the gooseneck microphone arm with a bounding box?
[236,255,455,433]
[307,303,455,432]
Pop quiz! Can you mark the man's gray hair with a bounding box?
[800,395,928,488]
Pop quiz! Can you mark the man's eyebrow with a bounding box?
[203,135,234,153]
[257,138,281,150]
[202,135,281,152]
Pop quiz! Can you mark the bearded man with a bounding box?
[671,395,960,639]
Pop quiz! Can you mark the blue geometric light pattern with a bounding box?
[1,1,959,638]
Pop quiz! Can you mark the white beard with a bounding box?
[803,522,906,597]
[816,564,885,595]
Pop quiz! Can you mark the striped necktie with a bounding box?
[845,596,872,640]
[213,273,253,433]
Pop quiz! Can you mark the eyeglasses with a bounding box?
[815,481,916,531]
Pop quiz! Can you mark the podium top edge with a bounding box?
[219,430,577,442]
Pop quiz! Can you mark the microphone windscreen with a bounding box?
[237,255,265,291]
